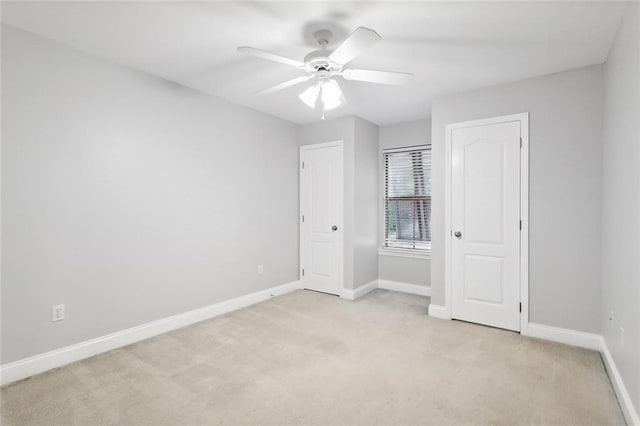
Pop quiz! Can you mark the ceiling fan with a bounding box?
[238,27,412,116]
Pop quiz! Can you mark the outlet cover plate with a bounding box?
[52,304,65,322]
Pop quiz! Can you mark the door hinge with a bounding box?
[301,161,305,169]
[301,268,305,277]
[520,137,523,148]
[519,302,522,313]
[519,220,522,230]
[302,215,305,223]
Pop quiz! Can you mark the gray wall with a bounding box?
[378,255,431,287]
[431,65,604,333]
[379,119,431,150]
[1,26,299,363]
[353,117,379,287]
[601,3,640,414]
[298,116,379,289]
[378,119,431,287]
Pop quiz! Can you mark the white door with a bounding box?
[300,142,343,295]
[450,120,521,331]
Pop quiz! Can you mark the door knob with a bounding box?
[331,225,338,231]
[454,231,462,238]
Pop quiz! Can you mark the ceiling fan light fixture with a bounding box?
[299,84,320,108]
[320,79,342,110]
[299,79,343,110]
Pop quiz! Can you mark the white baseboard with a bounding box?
[428,304,451,320]
[599,336,640,426]
[527,323,602,350]
[378,279,431,296]
[340,280,378,301]
[341,279,430,301]
[527,323,639,424]
[0,280,302,386]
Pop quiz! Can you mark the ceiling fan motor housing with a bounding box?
[303,50,341,74]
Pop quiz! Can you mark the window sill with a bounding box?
[378,248,431,260]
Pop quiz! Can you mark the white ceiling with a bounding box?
[1,1,626,125]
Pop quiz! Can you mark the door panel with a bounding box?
[451,121,521,331]
[463,255,504,304]
[464,142,505,244]
[311,242,332,277]
[311,160,332,233]
[301,143,342,295]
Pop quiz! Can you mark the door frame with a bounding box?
[299,140,344,296]
[444,113,529,335]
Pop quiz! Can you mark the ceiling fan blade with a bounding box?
[237,46,305,68]
[328,27,381,65]
[259,75,314,95]
[342,68,413,86]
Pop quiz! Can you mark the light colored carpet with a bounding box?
[1,289,624,425]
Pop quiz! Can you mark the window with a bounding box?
[383,146,431,251]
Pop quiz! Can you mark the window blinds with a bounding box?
[384,146,431,250]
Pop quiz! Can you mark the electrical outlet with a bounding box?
[257,264,264,274]
[620,327,624,348]
[52,304,65,322]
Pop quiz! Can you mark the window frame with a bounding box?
[380,144,432,258]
